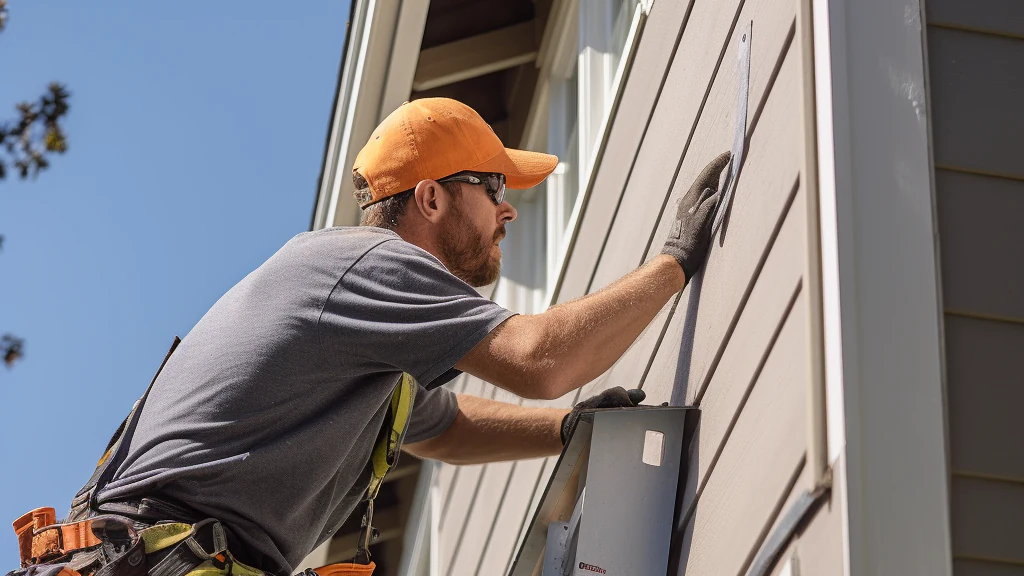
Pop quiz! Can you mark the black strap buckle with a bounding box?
[354,501,379,565]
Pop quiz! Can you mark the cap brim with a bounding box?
[472,147,559,190]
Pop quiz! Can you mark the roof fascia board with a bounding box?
[814,0,952,574]
[315,0,428,230]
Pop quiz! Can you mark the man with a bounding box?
[82,99,727,575]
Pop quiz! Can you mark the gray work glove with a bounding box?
[561,387,646,444]
[661,152,731,280]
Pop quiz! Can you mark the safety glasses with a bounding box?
[438,171,506,205]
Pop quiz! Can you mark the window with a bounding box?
[495,0,646,313]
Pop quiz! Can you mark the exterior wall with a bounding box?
[926,1,1024,573]
[434,0,841,572]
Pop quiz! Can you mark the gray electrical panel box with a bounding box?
[508,406,697,576]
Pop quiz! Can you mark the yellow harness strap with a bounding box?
[354,373,417,569]
[367,373,417,501]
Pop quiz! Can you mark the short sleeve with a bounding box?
[404,383,459,444]
[319,238,515,388]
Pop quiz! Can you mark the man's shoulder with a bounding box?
[297,225,399,245]
[284,227,447,280]
[283,226,402,260]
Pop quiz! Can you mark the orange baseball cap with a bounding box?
[352,98,559,208]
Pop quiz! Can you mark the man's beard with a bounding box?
[438,204,503,287]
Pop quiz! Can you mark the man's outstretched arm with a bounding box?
[403,394,566,465]
[403,387,646,464]
[456,152,730,401]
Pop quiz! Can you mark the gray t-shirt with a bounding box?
[97,227,514,575]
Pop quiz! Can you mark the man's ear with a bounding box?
[412,179,450,224]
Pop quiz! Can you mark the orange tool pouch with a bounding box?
[13,507,101,568]
[307,562,376,576]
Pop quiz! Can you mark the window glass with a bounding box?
[543,0,640,293]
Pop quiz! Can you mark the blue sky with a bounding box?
[0,1,347,566]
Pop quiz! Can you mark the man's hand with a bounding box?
[561,387,647,444]
[661,152,731,280]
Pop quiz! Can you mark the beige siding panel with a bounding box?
[676,223,805,518]
[440,463,485,569]
[434,374,473,540]
[950,476,1024,564]
[927,0,1024,39]
[954,560,1024,576]
[580,0,749,294]
[928,27,1024,179]
[945,315,1024,479]
[643,44,802,405]
[557,0,697,302]
[676,299,809,575]
[475,457,549,575]
[588,0,797,295]
[447,460,515,575]
[936,170,1024,321]
[438,376,488,571]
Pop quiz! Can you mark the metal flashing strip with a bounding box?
[711,20,753,238]
[743,487,829,576]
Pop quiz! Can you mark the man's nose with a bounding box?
[499,201,517,224]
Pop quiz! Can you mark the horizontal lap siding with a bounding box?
[926,9,1024,575]
[677,301,808,575]
[928,27,1024,181]
[953,562,1024,576]
[936,171,1024,321]
[927,0,1024,39]
[556,0,698,302]
[585,0,754,294]
[945,316,1024,480]
[442,0,824,570]
[449,0,708,571]
[950,476,1024,564]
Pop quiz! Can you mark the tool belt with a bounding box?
[10,509,373,576]
[8,337,418,576]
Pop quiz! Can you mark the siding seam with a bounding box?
[927,21,1024,43]
[577,0,700,296]
[936,164,1024,185]
[679,279,803,526]
[473,460,519,575]
[446,462,489,568]
[736,454,809,576]
[945,309,1024,327]
[634,22,802,397]
[585,0,746,293]
[638,18,798,263]
[440,382,503,569]
[693,177,801,404]
[504,458,554,573]
[953,555,1024,568]
[951,469,1024,487]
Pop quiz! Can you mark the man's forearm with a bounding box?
[531,254,686,398]
[507,253,684,397]
[456,255,686,401]
[403,394,567,465]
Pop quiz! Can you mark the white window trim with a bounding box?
[505,0,648,310]
[545,2,646,302]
